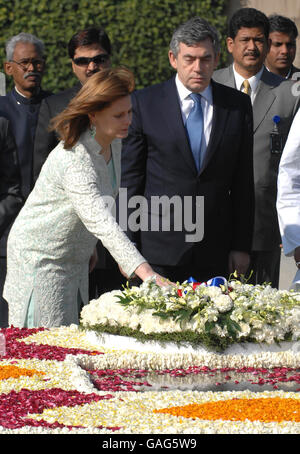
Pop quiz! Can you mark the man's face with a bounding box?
[4,42,45,96]
[265,31,296,75]
[169,39,219,92]
[71,44,111,84]
[226,27,269,76]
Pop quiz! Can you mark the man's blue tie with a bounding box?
[185,93,203,172]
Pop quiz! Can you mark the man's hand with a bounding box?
[228,250,250,276]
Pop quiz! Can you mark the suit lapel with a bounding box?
[161,78,199,174]
[160,78,231,175]
[252,68,277,132]
[199,81,229,175]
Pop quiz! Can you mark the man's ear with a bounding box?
[71,60,77,76]
[226,37,234,54]
[168,50,178,71]
[4,61,13,76]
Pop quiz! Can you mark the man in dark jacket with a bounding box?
[33,26,112,180]
[121,17,255,284]
[265,14,300,80]
[0,32,52,199]
[0,32,51,327]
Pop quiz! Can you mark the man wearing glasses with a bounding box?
[0,32,51,200]
[0,32,50,327]
[33,26,111,181]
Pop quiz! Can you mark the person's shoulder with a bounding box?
[260,68,284,88]
[42,84,81,109]
[133,78,175,99]
[212,79,251,107]
[40,88,54,99]
[213,66,229,76]
[0,93,13,118]
[0,93,11,107]
[212,66,231,83]
[272,76,299,103]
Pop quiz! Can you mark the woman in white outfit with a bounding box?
[3,68,165,328]
[277,108,300,290]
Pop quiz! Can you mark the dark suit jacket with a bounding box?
[121,77,255,275]
[213,65,300,250]
[0,117,23,242]
[0,88,52,198]
[33,83,81,181]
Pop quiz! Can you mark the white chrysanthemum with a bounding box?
[204,286,222,298]
[214,294,233,313]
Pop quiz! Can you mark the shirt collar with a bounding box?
[175,73,213,104]
[14,85,41,98]
[232,64,264,93]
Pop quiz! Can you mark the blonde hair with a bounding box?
[51,67,135,149]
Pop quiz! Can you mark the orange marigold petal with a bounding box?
[154,397,300,423]
[0,365,45,380]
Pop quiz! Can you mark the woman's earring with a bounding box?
[90,124,96,138]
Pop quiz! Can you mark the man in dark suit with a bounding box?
[33,26,126,298]
[0,32,51,327]
[0,117,23,327]
[213,8,300,288]
[120,17,255,284]
[265,14,300,80]
[0,32,52,199]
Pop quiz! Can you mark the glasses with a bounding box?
[72,53,110,67]
[10,58,45,71]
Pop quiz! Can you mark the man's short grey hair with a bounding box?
[170,17,220,57]
[5,33,45,60]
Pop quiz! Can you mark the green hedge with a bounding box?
[0,0,227,93]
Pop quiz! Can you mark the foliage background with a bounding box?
[0,0,228,94]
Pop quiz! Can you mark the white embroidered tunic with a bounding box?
[277,108,300,289]
[3,130,145,327]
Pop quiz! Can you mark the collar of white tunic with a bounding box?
[78,128,102,156]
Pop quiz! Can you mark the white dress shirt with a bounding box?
[175,74,213,168]
[232,64,264,104]
[277,108,300,288]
